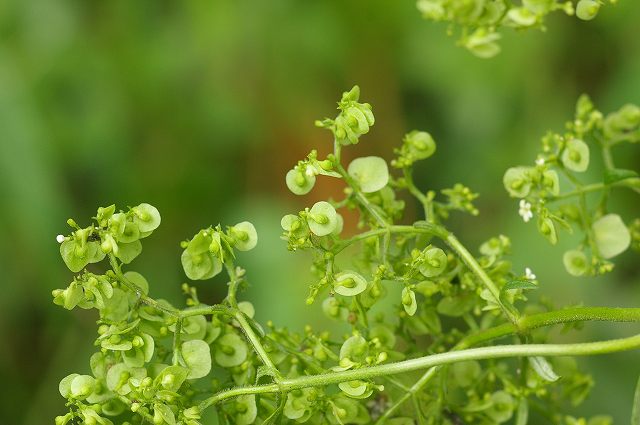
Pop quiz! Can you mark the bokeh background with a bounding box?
[0,1,639,424]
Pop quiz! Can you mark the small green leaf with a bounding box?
[604,168,638,185]
[338,380,372,398]
[401,287,417,316]
[154,365,189,392]
[530,356,560,382]
[181,250,222,280]
[115,240,142,264]
[181,339,211,379]
[59,373,79,398]
[347,156,389,193]
[500,280,538,301]
[153,403,176,425]
[235,395,257,425]
[592,214,631,259]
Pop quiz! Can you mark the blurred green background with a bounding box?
[0,1,639,424]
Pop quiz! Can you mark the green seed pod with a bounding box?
[285,168,316,195]
[231,221,258,251]
[561,139,590,172]
[538,217,558,245]
[503,167,532,198]
[419,247,448,277]
[401,287,418,316]
[347,156,389,193]
[308,201,339,236]
[576,0,600,21]
[333,271,368,296]
[563,250,590,276]
[131,203,161,233]
[592,214,631,259]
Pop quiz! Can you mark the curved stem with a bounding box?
[199,332,640,409]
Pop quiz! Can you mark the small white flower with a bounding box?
[56,234,66,243]
[525,267,536,280]
[535,156,545,166]
[518,200,533,223]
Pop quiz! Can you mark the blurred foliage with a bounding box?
[0,0,639,424]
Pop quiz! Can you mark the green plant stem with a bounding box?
[172,318,183,366]
[234,310,281,379]
[199,331,640,410]
[108,254,180,318]
[403,167,433,221]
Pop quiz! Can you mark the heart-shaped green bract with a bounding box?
[338,380,373,399]
[131,203,161,233]
[486,391,515,423]
[181,339,211,379]
[541,170,560,196]
[592,214,631,259]
[419,247,447,277]
[503,167,532,198]
[538,217,558,245]
[563,250,589,276]
[308,201,339,236]
[231,221,258,251]
[115,240,142,264]
[333,271,368,296]
[286,168,316,195]
[339,335,368,363]
[214,333,248,368]
[561,139,590,172]
[347,156,389,193]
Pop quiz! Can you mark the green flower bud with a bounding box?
[307,201,338,236]
[286,169,316,195]
[334,271,368,296]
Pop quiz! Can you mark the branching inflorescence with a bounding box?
[416,0,618,58]
[53,87,640,425]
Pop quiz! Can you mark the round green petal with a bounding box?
[347,156,389,193]
[592,214,631,259]
[333,271,368,296]
[308,201,338,236]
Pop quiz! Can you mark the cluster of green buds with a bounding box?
[180,221,257,280]
[503,95,639,276]
[285,149,340,195]
[332,335,387,398]
[391,130,436,168]
[315,85,375,145]
[415,0,616,57]
[52,272,115,311]
[57,203,161,272]
[281,201,343,250]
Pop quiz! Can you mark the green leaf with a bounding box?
[347,156,389,193]
[70,375,96,399]
[153,403,176,425]
[124,271,149,295]
[500,280,538,302]
[339,335,369,363]
[307,201,338,236]
[592,214,631,259]
[333,271,368,296]
[181,339,211,379]
[132,203,161,233]
[214,333,248,368]
[530,356,560,382]
[604,168,638,185]
[60,240,94,272]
